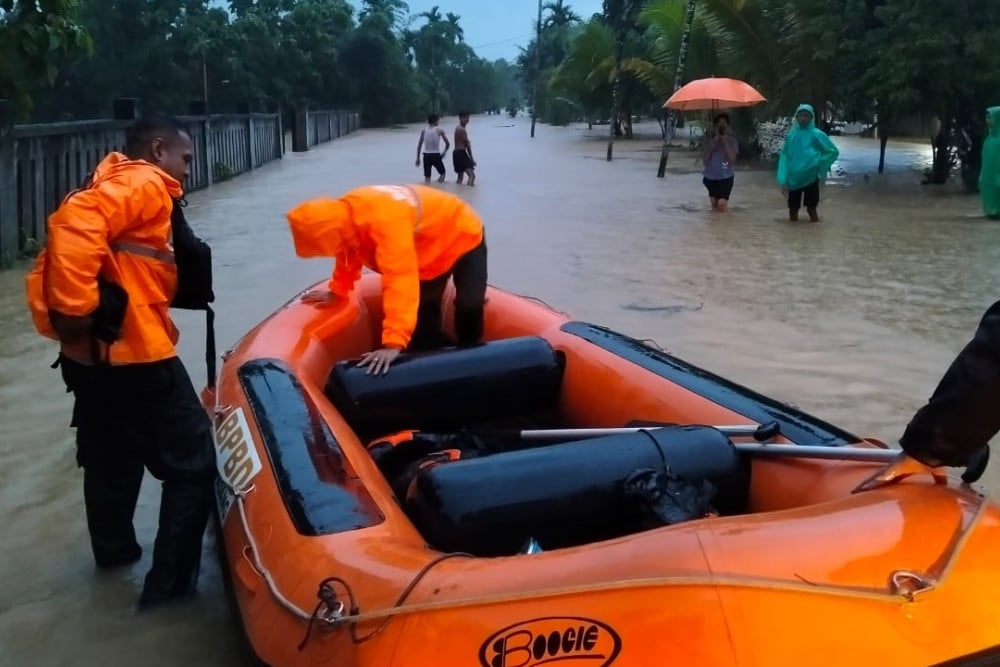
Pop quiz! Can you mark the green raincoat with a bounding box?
[776,103,840,191]
[981,106,1000,219]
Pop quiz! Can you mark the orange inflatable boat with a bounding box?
[204,274,1000,667]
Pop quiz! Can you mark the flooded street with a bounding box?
[2,115,998,665]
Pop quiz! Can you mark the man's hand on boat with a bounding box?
[301,289,338,306]
[358,347,402,375]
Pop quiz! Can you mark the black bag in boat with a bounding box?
[169,197,215,311]
[623,467,718,529]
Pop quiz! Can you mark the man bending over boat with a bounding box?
[286,184,488,374]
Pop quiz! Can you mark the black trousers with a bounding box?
[422,152,445,179]
[787,179,820,210]
[59,354,215,603]
[409,235,488,351]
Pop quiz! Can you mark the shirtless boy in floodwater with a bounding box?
[453,111,477,186]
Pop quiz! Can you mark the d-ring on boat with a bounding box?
[203,274,1000,667]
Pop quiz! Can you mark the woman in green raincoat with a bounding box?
[981,106,1000,220]
[776,103,840,222]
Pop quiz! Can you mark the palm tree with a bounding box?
[445,11,464,43]
[549,19,616,127]
[544,0,582,29]
[604,0,640,160]
[655,0,698,176]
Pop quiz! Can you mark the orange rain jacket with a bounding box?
[25,152,184,365]
[286,184,484,350]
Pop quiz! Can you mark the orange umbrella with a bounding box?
[664,76,766,111]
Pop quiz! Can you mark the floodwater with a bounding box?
[1,116,997,665]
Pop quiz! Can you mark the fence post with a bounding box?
[0,100,17,268]
[239,103,255,171]
[292,107,309,152]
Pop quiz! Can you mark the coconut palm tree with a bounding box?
[549,19,616,127]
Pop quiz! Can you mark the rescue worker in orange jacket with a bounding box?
[286,184,488,374]
[24,115,215,610]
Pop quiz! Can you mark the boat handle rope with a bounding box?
[223,472,988,646]
[226,477,476,651]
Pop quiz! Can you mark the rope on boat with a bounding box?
[231,485,314,622]
[223,472,991,641]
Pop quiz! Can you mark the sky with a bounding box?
[348,0,606,61]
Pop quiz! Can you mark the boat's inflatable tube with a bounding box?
[404,425,751,556]
[325,336,564,438]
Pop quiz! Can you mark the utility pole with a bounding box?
[530,0,542,138]
[202,51,209,113]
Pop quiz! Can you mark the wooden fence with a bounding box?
[0,106,361,268]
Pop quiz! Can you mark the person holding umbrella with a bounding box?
[663,77,766,212]
[702,113,739,211]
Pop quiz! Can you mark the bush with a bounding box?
[755,118,793,162]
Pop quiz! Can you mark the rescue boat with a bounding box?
[203,273,1000,667]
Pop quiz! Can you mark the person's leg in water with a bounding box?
[787,186,804,221]
[136,357,215,610]
[716,176,734,213]
[422,154,433,184]
[454,150,465,185]
[60,359,146,569]
[433,154,446,183]
[717,176,736,213]
[465,164,477,187]
[450,235,488,345]
[703,178,719,210]
[803,179,821,221]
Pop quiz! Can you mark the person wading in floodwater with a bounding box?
[776,103,840,222]
[702,113,739,211]
[416,114,450,184]
[453,111,477,186]
[24,115,217,611]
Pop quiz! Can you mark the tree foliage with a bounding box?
[15,0,513,126]
[0,0,92,119]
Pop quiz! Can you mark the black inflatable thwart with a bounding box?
[325,336,565,439]
[403,425,751,556]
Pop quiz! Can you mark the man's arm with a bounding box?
[723,136,738,164]
[416,131,424,162]
[465,132,474,163]
[44,178,165,342]
[900,300,1000,468]
[329,252,362,297]
[439,128,450,156]
[776,140,790,188]
[814,131,840,179]
[367,219,420,349]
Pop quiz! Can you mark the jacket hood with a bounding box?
[90,152,184,199]
[988,107,1000,138]
[793,103,817,130]
[285,198,357,259]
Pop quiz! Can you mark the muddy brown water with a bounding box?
[1,117,997,665]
